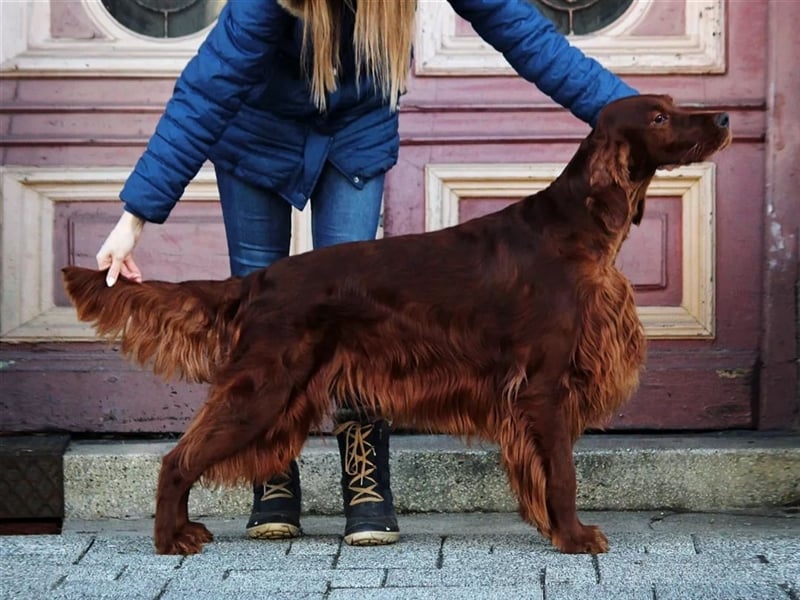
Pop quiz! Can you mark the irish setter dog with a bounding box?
[63,95,731,555]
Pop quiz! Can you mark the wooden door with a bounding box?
[0,0,797,432]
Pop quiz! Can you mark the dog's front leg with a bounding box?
[538,403,608,554]
[499,396,608,554]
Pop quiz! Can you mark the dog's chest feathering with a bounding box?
[567,266,646,433]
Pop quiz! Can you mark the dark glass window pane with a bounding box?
[531,0,634,35]
[101,0,225,38]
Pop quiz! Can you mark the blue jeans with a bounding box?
[216,164,384,277]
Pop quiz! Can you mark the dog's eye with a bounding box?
[652,113,668,125]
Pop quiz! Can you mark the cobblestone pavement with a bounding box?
[1,511,798,599]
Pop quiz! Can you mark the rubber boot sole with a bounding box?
[343,529,400,546]
[246,522,301,540]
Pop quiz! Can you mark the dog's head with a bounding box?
[588,94,732,227]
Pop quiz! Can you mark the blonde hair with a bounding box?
[278,0,416,112]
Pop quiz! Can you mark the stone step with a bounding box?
[64,433,800,520]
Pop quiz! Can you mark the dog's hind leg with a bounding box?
[154,364,314,555]
[177,486,213,546]
[154,454,214,555]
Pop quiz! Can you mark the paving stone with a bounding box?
[384,567,541,589]
[176,537,297,569]
[597,555,775,586]
[694,532,800,563]
[440,534,596,586]
[603,531,697,556]
[440,533,548,559]
[51,574,167,600]
[545,582,654,600]
[0,563,68,597]
[544,558,599,587]
[0,534,93,564]
[224,569,331,593]
[76,536,182,569]
[771,561,800,588]
[329,568,386,588]
[328,586,542,600]
[334,536,441,569]
[654,582,789,600]
[166,568,329,594]
[161,590,323,600]
[177,549,334,574]
[287,534,341,556]
[11,564,168,600]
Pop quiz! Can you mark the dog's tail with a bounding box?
[62,266,243,383]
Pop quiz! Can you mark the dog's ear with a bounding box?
[585,130,634,234]
[588,130,631,191]
[588,128,651,227]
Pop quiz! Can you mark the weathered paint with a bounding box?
[757,0,800,429]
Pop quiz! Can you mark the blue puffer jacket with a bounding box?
[121,0,638,224]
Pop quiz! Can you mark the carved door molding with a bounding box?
[415,0,725,76]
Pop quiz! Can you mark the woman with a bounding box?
[96,0,637,547]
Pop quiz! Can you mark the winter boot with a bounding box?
[335,418,399,546]
[245,459,302,539]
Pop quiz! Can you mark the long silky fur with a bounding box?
[566,270,646,438]
[62,267,242,383]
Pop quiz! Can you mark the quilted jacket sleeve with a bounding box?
[448,0,638,126]
[120,0,291,223]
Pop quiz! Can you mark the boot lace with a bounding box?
[260,470,295,501]
[334,420,384,506]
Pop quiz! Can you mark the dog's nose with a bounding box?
[714,112,730,128]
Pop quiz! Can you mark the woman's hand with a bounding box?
[96,210,145,287]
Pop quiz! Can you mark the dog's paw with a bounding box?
[185,521,214,544]
[552,524,609,554]
[155,522,212,555]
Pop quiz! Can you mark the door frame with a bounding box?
[759,0,800,428]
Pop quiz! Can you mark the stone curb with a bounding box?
[64,433,800,520]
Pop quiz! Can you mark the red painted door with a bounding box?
[0,0,797,432]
